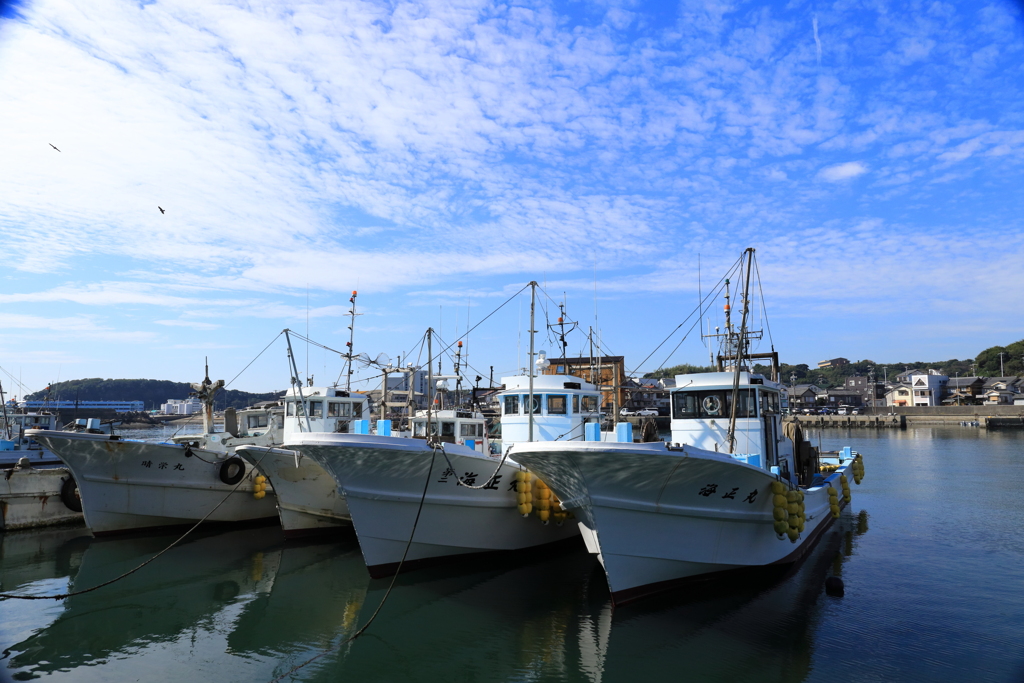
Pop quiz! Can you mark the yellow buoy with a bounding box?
[787,527,800,542]
[773,493,788,507]
[771,481,785,495]
[517,493,528,505]
[255,475,266,484]
[773,507,788,521]
[774,520,789,534]
[254,490,266,500]
[538,509,550,522]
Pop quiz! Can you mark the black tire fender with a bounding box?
[60,476,83,512]
[219,457,246,486]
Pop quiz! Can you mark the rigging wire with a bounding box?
[623,255,744,377]
[752,254,776,350]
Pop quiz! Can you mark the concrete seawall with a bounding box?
[789,411,1024,429]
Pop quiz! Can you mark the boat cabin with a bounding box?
[499,374,603,447]
[281,386,370,439]
[670,371,794,476]
[410,409,489,451]
[0,411,60,453]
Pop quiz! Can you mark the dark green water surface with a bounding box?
[1,427,1023,682]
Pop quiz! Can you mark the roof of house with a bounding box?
[947,377,983,388]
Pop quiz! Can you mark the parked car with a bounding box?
[635,408,658,417]
[819,407,834,415]
[619,408,635,417]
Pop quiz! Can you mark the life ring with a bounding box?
[702,395,722,415]
[60,476,83,512]
[219,457,246,485]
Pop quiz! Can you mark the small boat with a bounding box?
[27,366,280,536]
[0,458,84,530]
[509,249,867,604]
[0,406,63,469]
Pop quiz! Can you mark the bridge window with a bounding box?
[309,401,323,418]
[329,402,352,417]
[581,395,598,412]
[572,395,579,413]
[672,390,758,419]
[547,395,567,415]
[441,422,455,437]
[504,395,519,415]
[460,423,483,437]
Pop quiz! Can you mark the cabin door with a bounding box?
[763,415,778,468]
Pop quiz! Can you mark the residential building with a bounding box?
[980,377,1021,405]
[19,399,146,413]
[825,389,864,408]
[622,378,671,415]
[942,377,985,405]
[817,358,849,369]
[543,356,626,413]
[789,384,825,411]
[843,376,886,407]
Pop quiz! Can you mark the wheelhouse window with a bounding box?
[441,422,455,437]
[581,395,598,412]
[413,421,426,437]
[460,423,483,437]
[672,390,758,419]
[309,401,323,418]
[572,395,580,413]
[761,391,779,415]
[247,414,268,429]
[328,402,352,417]
[523,395,541,414]
[504,395,519,415]
[547,395,567,415]
[286,401,296,416]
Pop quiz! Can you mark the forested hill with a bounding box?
[24,378,283,411]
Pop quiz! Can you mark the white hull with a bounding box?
[27,431,278,535]
[236,446,352,538]
[288,433,579,577]
[0,467,84,530]
[511,441,851,603]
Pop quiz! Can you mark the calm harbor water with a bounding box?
[2,427,1023,682]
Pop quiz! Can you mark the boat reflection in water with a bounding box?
[3,526,284,679]
[1,509,867,682]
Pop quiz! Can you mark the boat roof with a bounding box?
[500,374,599,392]
[284,387,368,400]
[672,371,780,391]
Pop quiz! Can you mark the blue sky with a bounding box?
[1,0,1022,397]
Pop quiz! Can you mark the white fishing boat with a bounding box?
[280,318,587,577]
[509,249,867,604]
[26,367,280,536]
[237,384,371,538]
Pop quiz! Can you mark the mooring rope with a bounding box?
[0,447,278,601]
[267,447,438,683]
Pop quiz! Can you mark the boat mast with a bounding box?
[528,281,538,443]
[427,328,434,445]
[344,290,358,391]
[0,380,10,440]
[726,248,755,453]
[284,329,312,432]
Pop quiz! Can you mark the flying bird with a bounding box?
[158,206,165,214]
[49,143,61,152]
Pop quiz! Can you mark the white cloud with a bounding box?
[817,161,868,182]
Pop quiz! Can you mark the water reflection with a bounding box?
[0,509,872,682]
[4,527,281,677]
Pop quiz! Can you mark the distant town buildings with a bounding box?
[160,398,202,415]
[18,399,145,413]
[817,358,849,369]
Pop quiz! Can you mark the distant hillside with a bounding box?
[25,378,284,411]
[645,339,1024,388]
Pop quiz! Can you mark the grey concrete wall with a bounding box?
[859,405,1024,417]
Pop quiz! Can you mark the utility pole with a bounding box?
[999,352,1006,377]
